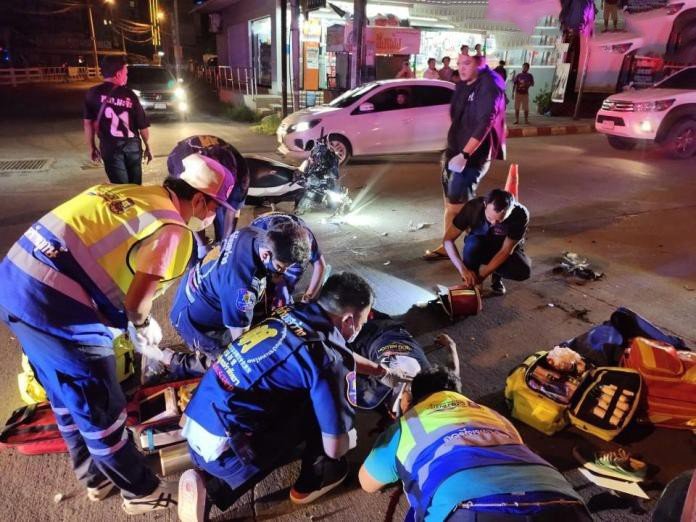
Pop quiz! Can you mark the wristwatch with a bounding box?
[133,316,151,329]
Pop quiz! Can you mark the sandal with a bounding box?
[422,249,448,261]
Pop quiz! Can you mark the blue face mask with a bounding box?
[263,255,283,274]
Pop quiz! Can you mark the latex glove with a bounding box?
[379,364,411,388]
[447,153,467,173]
[127,316,163,353]
[142,347,174,366]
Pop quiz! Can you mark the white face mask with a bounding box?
[187,199,215,232]
[345,319,362,343]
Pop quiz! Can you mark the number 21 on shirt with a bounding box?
[104,107,135,138]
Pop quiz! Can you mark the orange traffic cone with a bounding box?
[504,163,519,200]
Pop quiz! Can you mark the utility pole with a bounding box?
[172,0,182,78]
[290,0,300,112]
[350,0,366,88]
[280,0,288,117]
[573,32,590,120]
[87,3,100,70]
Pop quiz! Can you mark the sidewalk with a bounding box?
[506,116,595,138]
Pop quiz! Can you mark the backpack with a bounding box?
[0,402,67,455]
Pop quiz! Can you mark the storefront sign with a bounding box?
[303,42,320,90]
[302,18,322,42]
[326,24,346,52]
[343,24,421,55]
[552,63,571,103]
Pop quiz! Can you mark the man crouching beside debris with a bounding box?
[443,188,531,295]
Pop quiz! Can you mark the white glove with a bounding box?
[379,364,411,388]
[447,153,468,173]
[127,316,163,353]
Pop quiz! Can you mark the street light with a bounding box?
[157,11,165,21]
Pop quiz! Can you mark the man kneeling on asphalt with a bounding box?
[162,220,312,378]
[359,366,591,522]
[176,273,374,522]
[443,188,531,296]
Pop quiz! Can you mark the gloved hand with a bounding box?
[447,153,468,173]
[127,316,163,353]
[379,364,412,388]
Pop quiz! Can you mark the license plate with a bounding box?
[154,102,167,110]
[601,120,615,130]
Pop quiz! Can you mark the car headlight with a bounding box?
[132,89,141,97]
[174,87,187,100]
[288,119,321,134]
[633,99,675,112]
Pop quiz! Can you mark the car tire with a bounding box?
[327,135,352,165]
[607,135,637,151]
[662,118,696,159]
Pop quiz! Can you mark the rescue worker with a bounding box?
[0,136,238,515]
[176,273,387,521]
[165,220,312,377]
[250,211,327,308]
[165,135,249,258]
[443,188,531,296]
[359,366,591,522]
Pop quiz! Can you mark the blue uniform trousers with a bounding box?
[1,308,159,498]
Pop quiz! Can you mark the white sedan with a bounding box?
[277,79,455,164]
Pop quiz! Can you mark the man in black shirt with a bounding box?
[423,53,506,261]
[443,188,531,295]
[83,55,152,184]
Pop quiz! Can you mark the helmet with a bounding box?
[167,135,249,210]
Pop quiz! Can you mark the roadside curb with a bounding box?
[507,123,596,138]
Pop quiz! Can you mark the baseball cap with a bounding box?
[167,135,246,211]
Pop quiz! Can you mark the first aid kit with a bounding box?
[436,284,482,319]
[505,350,642,441]
[621,337,696,429]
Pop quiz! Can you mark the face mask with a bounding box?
[187,199,215,232]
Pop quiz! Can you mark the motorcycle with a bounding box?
[244,131,352,215]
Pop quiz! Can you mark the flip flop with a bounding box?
[422,250,448,261]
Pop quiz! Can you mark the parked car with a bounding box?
[277,79,455,164]
[596,66,696,159]
[127,64,189,119]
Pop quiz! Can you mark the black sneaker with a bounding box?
[289,455,348,505]
[491,274,506,295]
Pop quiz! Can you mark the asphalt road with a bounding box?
[0,81,694,522]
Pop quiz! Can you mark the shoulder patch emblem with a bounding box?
[236,289,256,313]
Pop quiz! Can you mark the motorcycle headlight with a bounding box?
[174,87,187,100]
[633,99,675,112]
[132,89,142,97]
[288,119,322,134]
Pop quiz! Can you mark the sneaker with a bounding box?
[289,455,348,505]
[87,479,115,501]
[178,469,207,522]
[491,274,506,296]
[573,446,647,482]
[122,480,178,515]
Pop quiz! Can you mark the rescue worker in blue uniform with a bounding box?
[249,211,327,308]
[165,221,312,377]
[176,273,376,522]
[0,135,238,515]
[359,366,591,522]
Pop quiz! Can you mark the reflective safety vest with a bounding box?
[6,184,194,326]
[395,391,551,521]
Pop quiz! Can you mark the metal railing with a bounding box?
[0,66,99,86]
[197,65,258,97]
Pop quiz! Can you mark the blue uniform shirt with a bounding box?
[184,302,355,456]
[180,227,266,332]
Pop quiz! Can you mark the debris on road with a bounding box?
[554,252,604,281]
[53,493,63,503]
[408,220,433,232]
[383,261,391,266]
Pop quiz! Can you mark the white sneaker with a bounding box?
[122,480,178,515]
[178,469,206,522]
[87,479,115,501]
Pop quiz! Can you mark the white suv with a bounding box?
[596,66,696,159]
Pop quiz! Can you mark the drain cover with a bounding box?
[0,159,51,172]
